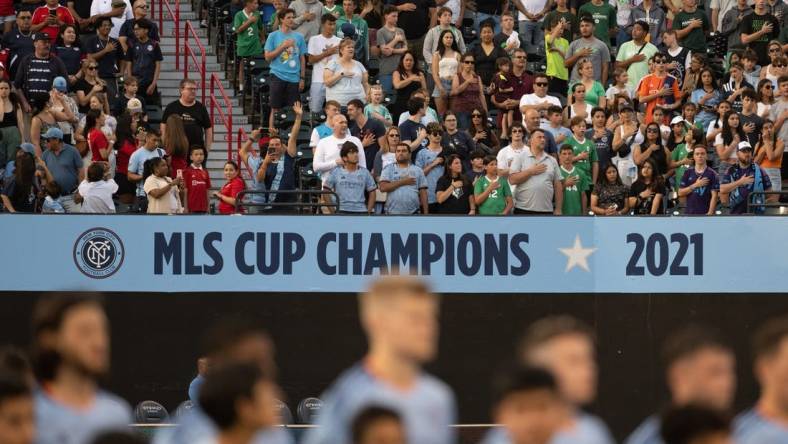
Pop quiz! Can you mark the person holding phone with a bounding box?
[31,0,75,44]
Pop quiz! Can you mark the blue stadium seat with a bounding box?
[134,400,169,424]
[296,397,323,424]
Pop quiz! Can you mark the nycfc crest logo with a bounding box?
[73,228,124,279]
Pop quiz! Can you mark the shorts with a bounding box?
[432,78,452,98]
[114,172,136,195]
[269,76,299,109]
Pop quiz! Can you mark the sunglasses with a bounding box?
[769,48,781,53]
[87,66,97,70]
[388,133,400,137]
[471,113,482,117]
[511,129,523,133]
[646,127,659,133]
[429,131,442,136]
[764,84,773,89]
[463,60,474,64]
[535,82,548,86]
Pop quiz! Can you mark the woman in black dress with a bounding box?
[469,21,507,87]
[390,50,427,122]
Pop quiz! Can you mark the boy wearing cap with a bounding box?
[720,141,772,214]
[124,18,161,103]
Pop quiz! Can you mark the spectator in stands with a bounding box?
[75,93,116,163]
[212,161,245,214]
[1,147,43,213]
[183,146,210,214]
[761,44,786,88]
[324,38,369,107]
[639,54,682,124]
[769,76,788,159]
[307,15,341,113]
[626,325,735,444]
[628,158,664,215]
[73,59,107,115]
[754,119,783,198]
[323,141,377,213]
[565,16,610,85]
[31,294,132,443]
[351,406,405,444]
[672,0,709,55]
[434,154,474,214]
[590,164,631,215]
[305,276,455,444]
[118,0,159,53]
[28,95,58,157]
[524,109,558,155]
[264,8,307,132]
[422,7,465,86]
[390,0,435,58]
[734,315,788,443]
[508,48,534,125]
[414,121,445,210]
[720,141,772,214]
[451,53,485,130]
[161,79,212,149]
[0,80,23,166]
[54,25,82,83]
[497,123,527,177]
[85,109,110,164]
[390,51,427,120]
[558,144,586,214]
[77,162,117,213]
[144,156,183,213]
[723,63,754,114]
[309,99,340,148]
[124,19,162,103]
[376,6,407,95]
[336,0,369,65]
[470,22,506,88]
[741,0,780,67]
[364,85,393,127]
[544,18,569,98]
[714,111,747,177]
[542,105,571,145]
[2,143,35,184]
[679,146,720,215]
[49,77,79,146]
[127,129,164,210]
[379,142,428,214]
[492,12,521,57]
[399,98,428,152]
[90,0,133,39]
[0,373,34,444]
[348,99,385,165]
[516,0,551,54]
[3,11,34,81]
[616,21,659,94]
[691,69,724,132]
[40,127,83,212]
[372,126,400,179]
[291,0,322,41]
[570,58,606,111]
[720,0,752,51]
[112,113,138,209]
[441,110,475,164]
[14,33,66,115]
[740,89,763,147]
[233,0,264,94]
[509,129,562,214]
[163,114,189,178]
[31,0,75,44]
[474,155,513,214]
[116,79,145,119]
[479,366,563,444]
[83,17,123,106]
[314,113,366,183]
[470,108,500,153]
[634,120,671,178]
[429,30,460,118]
[519,73,562,125]
[587,107,613,172]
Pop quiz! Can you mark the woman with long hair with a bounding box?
[143,157,183,214]
[75,93,116,152]
[760,41,786,89]
[163,114,190,178]
[634,121,672,179]
[0,150,48,213]
[324,38,370,107]
[469,21,507,86]
[431,29,461,117]
[754,119,784,201]
[113,113,138,206]
[756,78,776,118]
[590,164,630,215]
[54,24,82,82]
[212,160,246,214]
[628,157,664,215]
[29,94,59,157]
[73,59,107,115]
[373,126,400,180]
[682,53,705,98]
[666,117,686,153]
[606,94,634,129]
[435,154,475,214]
[0,80,23,166]
[451,53,486,130]
[611,105,641,186]
[690,68,723,131]
[714,111,746,176]
[569,58,606,109]
[391,50,427,119]
[563,82,593,126]
[85,109,110,163]
[468,108,499,152]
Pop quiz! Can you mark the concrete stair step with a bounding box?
[160,45,216,56]
[160,95,242,108]
[161,23,206,36]
[161,61,221,71]
[159,36,210,46]
[156,78,229,88]
[158,71,225,80]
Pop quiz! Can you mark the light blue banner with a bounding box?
[3,215,787,293]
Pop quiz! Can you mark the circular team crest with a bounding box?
[73,228,125,279]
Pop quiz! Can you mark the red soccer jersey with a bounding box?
[88,128,109,162]
[184,165,211,213]
[31,6,75,44]
[219,176,245,214]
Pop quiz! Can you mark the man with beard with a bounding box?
[719,141,772,214]
[30,294,132,444]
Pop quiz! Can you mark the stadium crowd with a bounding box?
[0,0,785,214]
[4,277,788,444]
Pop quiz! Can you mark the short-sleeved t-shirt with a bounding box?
[722,163,772,214]
[218,176,245,214]
[671,143,692,191]
[234,9,264,57]
[128,147,165,196]
[545,34,569,81]
[88,128,109,162]
[307,33,341,83]
[184,166,211,212]
[509,149,560,212]
[264,30,307,83]
[616,41,659,92]
[350,118,386,167]
[629,180,664,214]
[376,26,406,75]
[586,128,614,171]
[380,163,428,214]
[161,100,212,148]
[474,175,512,215]
[41,145,82,193]
[578,2,616,45]
[671,9,709,53]
[543,10,577,41]
[566,135,598,185]
[566,37,610,82]
[82,35,123,78]
[739,13,780,66]
[414,148,445,204]
[435,176,473,214]
[35,389,132,444]
[680,166,719,214]
[126,38,163,86]
[325,166,377,212]
[392,0,436,40]
[559,165,586,215]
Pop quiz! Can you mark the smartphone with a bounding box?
[267,147,276,156]
[176,169,183,179]
[49,9,56,16]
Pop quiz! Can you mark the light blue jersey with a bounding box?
[624,414,662,444]
[734,408,788,444]
[302,363,457,444]
[379,163,427,215]
[34,389,132,444]
[325,167,376,213]
[264,30,307,83]
[479,412,615,444]
[153,406,293,444]
[414,148,444,204]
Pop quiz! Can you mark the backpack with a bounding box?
[728,164,765,213]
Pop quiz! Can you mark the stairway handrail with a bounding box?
[209,73,233,160]
[156,0,179,70]
[183,21,207,104]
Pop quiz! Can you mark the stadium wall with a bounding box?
[1,291,787,440]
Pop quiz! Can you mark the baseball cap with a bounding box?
[52,76,68,92]
[670,116,685,126]
[340,22,356,39]
[737,141,753,151]
[127,98,143,113]
[44,127,63,140]
[18,143,35,154]
[33,33,49,42]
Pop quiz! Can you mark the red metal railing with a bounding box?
[183,21,207,104]
[209,73,233,160]
[157,0,179,70]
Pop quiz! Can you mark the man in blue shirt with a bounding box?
[123,18,162,102]
[264,8,307,133]
[379,142,428,214]
[720,141,772,214]
[735,315,788,444]
[31,294,132,444]
[625,326,736,444]
[324,141,376,213]
[40,128,83,212]
[303,276,457,444]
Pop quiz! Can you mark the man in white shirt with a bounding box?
[513,0,550,54]
[307,15,340,113]
[313,113,366,184]
[497,122,529,177]
[519,73,562,125]
[90,0,133,39]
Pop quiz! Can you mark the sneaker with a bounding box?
[200,19,208,28]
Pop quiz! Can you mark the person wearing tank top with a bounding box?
[0,80,22,165]
[451,54,486,129]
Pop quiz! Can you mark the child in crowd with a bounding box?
[184,146,211,214]
[78,162,118,213]
[115,75,146,117]
[323,0,341,18]
[41,181,65,213]
[474,156,513,215]
[490,57,513,139]
[559,144,587,215]
[467,150,486,184]
[542,105,572,145]
[364,85,393,127]
[741,50,761,88]
[566,116,598,190]
[606,68,632,104]
[213,161,245,215]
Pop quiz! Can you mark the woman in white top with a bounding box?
[431,29,460,117]
[324,38,370,107]
[611,106,642,186]
[756,79,776,118]
[563,83,593,126]
[759,42,786,90]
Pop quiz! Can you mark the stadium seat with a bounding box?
[133,400,169,424]
[296,397,323,424]
[174,400,194,418]
[275,398,293,425]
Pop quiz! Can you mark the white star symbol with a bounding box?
[559,235,597,273]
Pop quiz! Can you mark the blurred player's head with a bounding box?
[660,404,732,444]
[31,294,109,382]
[360,276,439,364]
[200,362,279,438]
[752,314,788,412]
[492,366,563,444]
[202,317,275,377]
[519,316,597,406]
[352,406,406,444]
[0,373,34,444]
[662,325,735,411]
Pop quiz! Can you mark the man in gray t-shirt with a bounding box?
[565,17,611,83]
[379,142,429,214]
[376,7,408,94]
[508,129,563,214]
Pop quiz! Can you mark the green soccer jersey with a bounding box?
[560,165,585,215]
[234,9,263,57]
[671,143,691,191]
[671,9,709,54]
[577,2,615,45]
[567,135,597,189]
[474,175,512,215]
